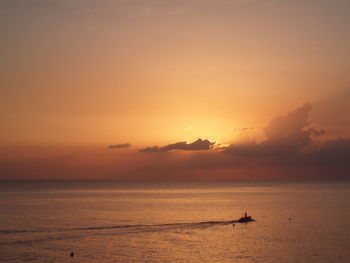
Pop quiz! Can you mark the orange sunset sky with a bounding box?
[1,0,349,180]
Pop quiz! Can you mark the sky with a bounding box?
[0,0,349,180]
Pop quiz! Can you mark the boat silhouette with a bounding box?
[237,212,254,223]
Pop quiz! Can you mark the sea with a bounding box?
[0,180,349,263]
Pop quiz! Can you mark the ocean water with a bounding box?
[0,180,349,263]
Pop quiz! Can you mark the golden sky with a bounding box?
[1,0,349,180]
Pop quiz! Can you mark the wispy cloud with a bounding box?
[108,143,131,149]
[232,127,253,132]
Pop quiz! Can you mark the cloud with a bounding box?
[135,103,350,179]
[233,127,253,131]
[264,103,312,140]
[308,128,325,137]
[108,143,131,149]
[312,88,350,138]
[308,138,350,167]
[225,103,320,156]
[140,138,215,152]
[2,103,349,180]
[139,146,160,152]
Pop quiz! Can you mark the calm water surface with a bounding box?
[0,181,349,262]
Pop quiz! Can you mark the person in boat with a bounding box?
[238,212,252,222]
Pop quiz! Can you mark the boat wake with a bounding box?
[0,219,257,246]
[0,220,244,236]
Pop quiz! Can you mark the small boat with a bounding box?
[237,212,254,223]
[238,216,253,223]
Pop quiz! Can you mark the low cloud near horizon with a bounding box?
[108,143,131,149]
[140,138,215,152]
[128,103,350,180]
[0,103,349,180]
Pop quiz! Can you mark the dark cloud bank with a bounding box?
[140,138,214,152]
[137,103,350,179]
